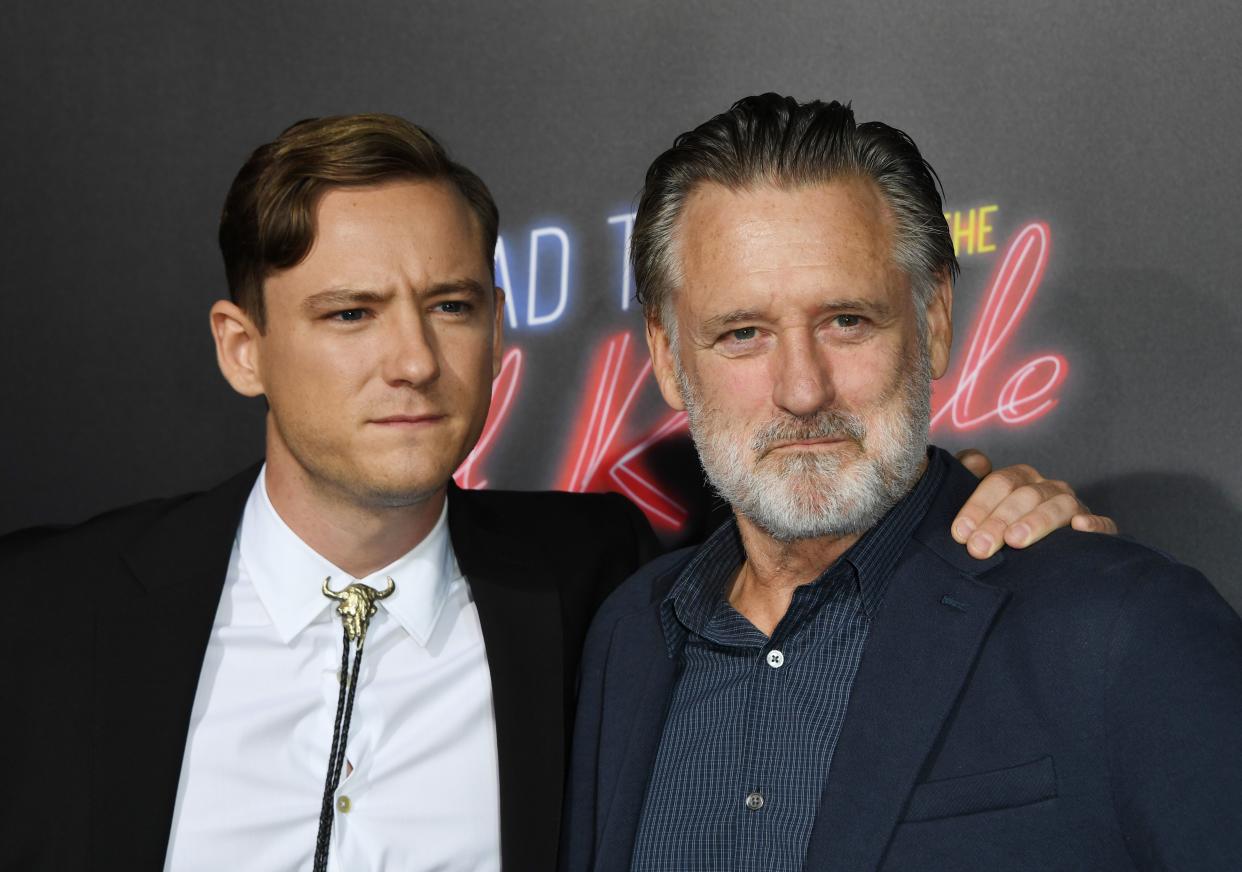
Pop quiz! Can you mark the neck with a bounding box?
[729,515,860,637]
[263,450,444,581]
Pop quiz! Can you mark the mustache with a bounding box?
[750,409,867,457]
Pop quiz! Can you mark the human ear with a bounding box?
[645,315,687,412]
[210,299,265,397]
[926,275,954,379]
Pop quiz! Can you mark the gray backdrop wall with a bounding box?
[3,0,1240,612]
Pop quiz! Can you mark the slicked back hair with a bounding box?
[219,113,498,330]
[631,94,958,336]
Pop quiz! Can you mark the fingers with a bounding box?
[954,466,1121,560]
[998,490,1081,549]
[951,464,1043,546]
[963,479,1075,559]
[955,448,993,479]
[1071,513,1119,535]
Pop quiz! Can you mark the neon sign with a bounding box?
[466,211,1071,530]
[931,221,1068,430]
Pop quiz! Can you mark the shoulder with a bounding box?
[582,546,695,649]
[975,529,1241,674]
[0,493,193,572]
[0,465,258,594]
[448,487,664,634]
[449,486,657,569]
[452,486,641,525]
[981,527,1215,611]
[919,451,1232,626]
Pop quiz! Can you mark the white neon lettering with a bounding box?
[608,212,637,311]
[526,227,570,326]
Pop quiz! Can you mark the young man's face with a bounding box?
[647,178,953,540]
[250,178,502,508]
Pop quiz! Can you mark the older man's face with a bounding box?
[647,178,953,541]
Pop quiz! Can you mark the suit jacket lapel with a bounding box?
[93,465,259,867]
[448,485,566,872]
[806,460,1010,871]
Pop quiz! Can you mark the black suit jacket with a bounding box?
[0,465,659,871]
[563,450,1242,871]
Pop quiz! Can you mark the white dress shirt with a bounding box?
[163,469,500,871]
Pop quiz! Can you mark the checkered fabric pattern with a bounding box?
[630,451,946,872]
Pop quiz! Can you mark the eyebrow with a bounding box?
[302,288,392,313]
[424,278,488,299]
[700,308,766,336]
[699,298,894,335]
[301,279,489,313]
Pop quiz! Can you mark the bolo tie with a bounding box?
[312,575,396,872]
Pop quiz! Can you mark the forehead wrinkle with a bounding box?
[686,176,898,264]
[681,181,907,319]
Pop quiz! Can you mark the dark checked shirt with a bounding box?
[629,450,946,872]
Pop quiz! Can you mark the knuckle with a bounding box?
[1011,464,1040,483]
[1013,483,1041,502]
[979,515,1009,536]
[1007,485,1043,512]
[958,505,986,524]
[1053,492,1080,511]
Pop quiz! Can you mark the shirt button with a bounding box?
[745,791,765,811]
[766,649,785,669]
[336,795,351,814]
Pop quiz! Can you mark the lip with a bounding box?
[768,437,849,451]
[368,414,445,426]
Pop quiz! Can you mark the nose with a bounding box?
[771,330,834,417]
[380,309,440,388]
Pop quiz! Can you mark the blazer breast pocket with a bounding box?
[901,755,1057,823]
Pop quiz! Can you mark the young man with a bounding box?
[562,95,1242,872]
[1,113,1106,871]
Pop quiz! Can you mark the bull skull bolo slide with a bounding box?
[321,575,396,644]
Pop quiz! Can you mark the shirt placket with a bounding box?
[733,572,848,869]
[733,634,781,868]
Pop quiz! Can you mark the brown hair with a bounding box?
[219,113,499,329]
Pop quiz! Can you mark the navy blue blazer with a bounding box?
[562,451,1242,871]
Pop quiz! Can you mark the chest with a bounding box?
[164,582,500,871]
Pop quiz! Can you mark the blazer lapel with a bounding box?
[93,465,258,867]
[448,486,566,872]
[594,597,681,872]
[806,459,1010,871]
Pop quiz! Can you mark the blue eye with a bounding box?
[335,309,366,321]
[731,327,757,341]
[835,315,862,328]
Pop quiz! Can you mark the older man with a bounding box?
[562,95,1242,872]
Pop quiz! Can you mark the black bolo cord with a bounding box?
[312,628,367,872]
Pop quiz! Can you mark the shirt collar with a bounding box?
[660,446,947,657]
[238,466,461,646]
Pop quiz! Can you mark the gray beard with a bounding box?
[678,345,931,542]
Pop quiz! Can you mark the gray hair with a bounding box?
[631,94,958,336]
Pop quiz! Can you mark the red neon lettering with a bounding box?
[931,222,1068,430]
[557,332,689,529]
[453,348,525,489]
